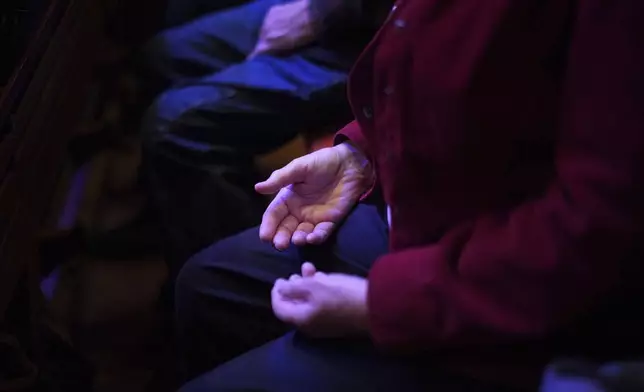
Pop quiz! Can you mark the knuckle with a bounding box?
[271,168,285,179]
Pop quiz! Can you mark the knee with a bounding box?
[174,233,245,337]
[142,89,184,142]
[174,242,222,336]
[175,245,217,310]
[141,84,236,160]
[175,251,203,319]
[141,87,205,153]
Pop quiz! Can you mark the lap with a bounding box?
[146,0,355,85]
[142,0,356,158]
[143,46,352,160]
[144,54,349,152]
[176,205,511,392]
[177,202,389,291]
[174,204,389,378]
[147,0,281,76]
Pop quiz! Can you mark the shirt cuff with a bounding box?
[334,121,377,200]
[334,120,368,152]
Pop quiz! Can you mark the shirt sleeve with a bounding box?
[334,120,377,200]
[334,120,369,153]
[367,0,644,350]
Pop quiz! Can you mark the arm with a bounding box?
[367,0,644,349]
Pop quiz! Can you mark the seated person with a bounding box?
[141,0,384,277]
[174,0,644,390]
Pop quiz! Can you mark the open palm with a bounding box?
[256,143,372,250]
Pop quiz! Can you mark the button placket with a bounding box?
[393,19,406,29]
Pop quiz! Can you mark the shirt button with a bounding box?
[393,19,406,28]
[362,106,373,119]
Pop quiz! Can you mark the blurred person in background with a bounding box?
[141,0,387,287]
[174,0,644,391]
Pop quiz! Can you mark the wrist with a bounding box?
[349,281,370,334]
[335,141,375,190]
[335,141,372,173]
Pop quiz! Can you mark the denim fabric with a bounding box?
[142,0,360,278]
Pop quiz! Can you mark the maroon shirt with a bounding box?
[337,0,644,387]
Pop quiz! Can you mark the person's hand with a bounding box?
[249,0,317,58]
[255,142,373,250]
[271,262,369,337]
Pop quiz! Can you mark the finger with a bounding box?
[271,297,296,323]
[301,262,316,277]
[275,278,310,299]
[247,41,267,59]
[272,294,310,325]
[273,215,299,250]
[272,278,288,292]
[254,39,277,55]
[272,278,303,300]
[306,221,336,245]
[271,281,300,324]
[259,189,290,242]
[289,274,301,281]
[291,222,314,246]
[255,157,309,195]
[271,279,317,326]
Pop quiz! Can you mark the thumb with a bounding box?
[274,277,310,299]
[255,157,309,194]
[301,262,316,277]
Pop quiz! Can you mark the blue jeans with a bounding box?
[142,0,364,278]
